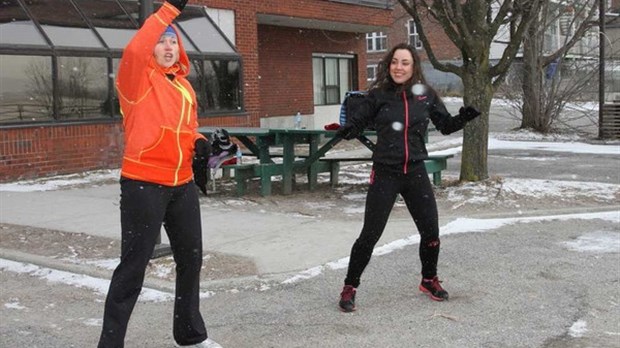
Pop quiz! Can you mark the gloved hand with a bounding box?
[336,124,358,140]
[192,138,211,195]
[167,0,188,11]
[459,106,481,122]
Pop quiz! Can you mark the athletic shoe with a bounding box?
[176,338,223,348]
[339,285,357,312]
[419,276,449,301]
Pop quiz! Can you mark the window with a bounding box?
[544,12,559,53]
[408,20,423,50]
[57,56,110,119]
[312,54,355,106]
[189,58,241,113]
[0,55,54,123]
[366,65,378,82]
[0,0,241,125]
[366,32,387,52]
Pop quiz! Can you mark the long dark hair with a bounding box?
[369,43,427,93]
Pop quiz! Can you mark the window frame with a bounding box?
[366,64,378,83]
[312,53,357,106]
[408,20,423,50]
[366,32,387,52]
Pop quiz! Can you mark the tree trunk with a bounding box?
[460,74,492,181]
[520,14,545,131]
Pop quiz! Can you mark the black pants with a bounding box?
[98,179,207,348]
[344,161,441,288]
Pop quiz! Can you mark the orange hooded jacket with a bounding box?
[116,2,205,186]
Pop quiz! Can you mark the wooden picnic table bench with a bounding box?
[318,154,454,186]
[208,127,453,196]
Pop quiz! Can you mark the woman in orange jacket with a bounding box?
[97,1,220,347]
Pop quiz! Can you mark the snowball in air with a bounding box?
[411,84,426,95]
[392,122,404,131]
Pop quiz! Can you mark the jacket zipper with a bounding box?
[402,91,410,174]
[171,79,193,185]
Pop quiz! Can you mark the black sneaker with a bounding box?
[339,285,356,312]
[419,276,449,301]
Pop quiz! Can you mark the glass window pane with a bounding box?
[174,5,235,54]
[325,58,338,85]
[325,58,339,104]
[76,0,139,50]
[379,37,387,51]
[0,0,49,46]
[366,65,375,81]
[312,58,325,105]
[57,56,110,119]
[326,86,339,104]
[24,0,103,48]
[0,55,54,123]
[188,58,241,114]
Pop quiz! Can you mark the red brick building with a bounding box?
[0,0,392,182]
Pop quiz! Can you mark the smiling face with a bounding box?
[389,48,414,85]
[153,35,179,68]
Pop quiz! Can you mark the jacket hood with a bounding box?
[151,24,190,78]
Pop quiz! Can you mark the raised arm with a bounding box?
[429,94,480,135]
[116,1,185,102]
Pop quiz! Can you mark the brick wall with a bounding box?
[257,25,364,117]
[0,123,124,182]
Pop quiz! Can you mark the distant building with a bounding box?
[365,4,463,94]
[365,1,611,98]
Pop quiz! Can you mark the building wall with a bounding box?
[1,123,123,181]
[0,0,391,182]
[257,25,365,118]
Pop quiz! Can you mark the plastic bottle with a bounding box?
[235,146,243,164]
[294,111,302,129]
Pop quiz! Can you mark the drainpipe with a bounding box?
[599,0,606,138]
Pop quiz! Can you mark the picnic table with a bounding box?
[198,127,339,195]
[198,127,453,196]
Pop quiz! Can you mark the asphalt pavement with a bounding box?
[1,102,619,347]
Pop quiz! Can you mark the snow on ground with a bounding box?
[282,211,620,284]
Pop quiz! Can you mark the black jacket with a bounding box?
[344,86,468,170]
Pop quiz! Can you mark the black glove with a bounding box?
[336,124,358,140]
[459,106,481,122]
[192,138,211,195]
[167,0,188,11]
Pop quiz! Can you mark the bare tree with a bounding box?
[397,0,543,181]
[25,60,55,118]
[518,0,599,133]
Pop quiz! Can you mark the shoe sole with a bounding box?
[418,285,447,301]
[338,303,356,313]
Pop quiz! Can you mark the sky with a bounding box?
[1,127,619,336]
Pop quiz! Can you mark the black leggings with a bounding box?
[344,161,440,288]
[98,179,207,348]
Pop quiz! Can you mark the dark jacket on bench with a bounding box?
[344,86,467,170]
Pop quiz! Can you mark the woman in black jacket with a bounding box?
[336,43,480,312]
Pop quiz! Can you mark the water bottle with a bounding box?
[294,111,302,129]
[235,146,243,164]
